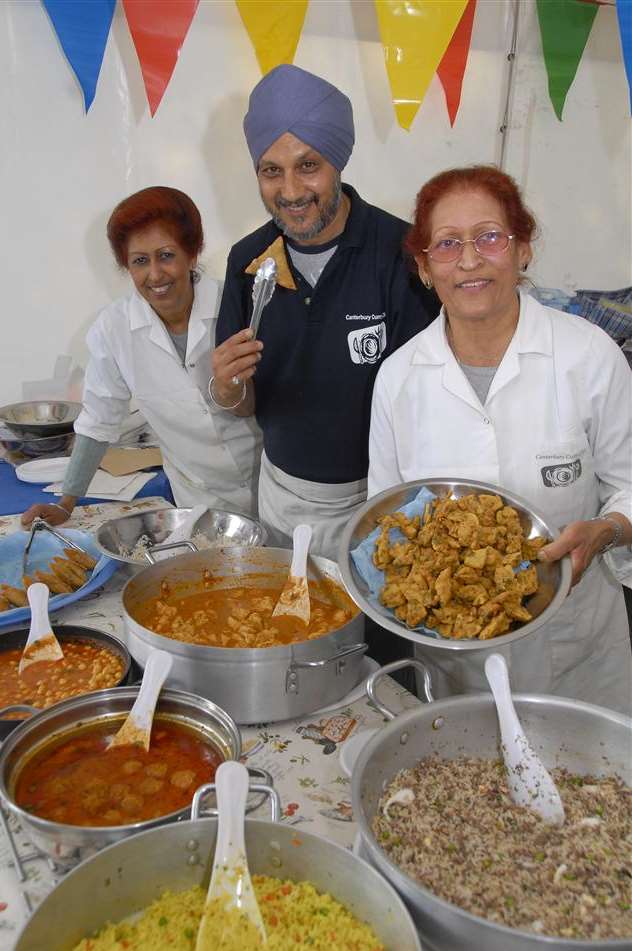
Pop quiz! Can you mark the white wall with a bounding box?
[1,0,630,406]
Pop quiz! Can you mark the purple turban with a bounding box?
[243,65,355,171]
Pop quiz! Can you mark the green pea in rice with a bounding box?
[73,875,385,950]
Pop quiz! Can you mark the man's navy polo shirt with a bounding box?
[216,185,439,484]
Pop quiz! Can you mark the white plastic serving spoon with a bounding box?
[484,652,565,825]
[271,523,312,626]
[108,649,172,751]
[19,583,64,674]
[196,760,267,950]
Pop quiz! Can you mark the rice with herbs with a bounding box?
[72,875,385,950]
[372,754,632,940]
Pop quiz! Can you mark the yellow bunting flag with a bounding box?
[374,0,468,130]
[236,0,309,76]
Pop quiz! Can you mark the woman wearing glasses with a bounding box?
[368,165,631,712]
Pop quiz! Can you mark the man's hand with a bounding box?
[211,329,263,405]
[538,518,619,587]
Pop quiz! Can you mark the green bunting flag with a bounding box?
[536,0,599,120]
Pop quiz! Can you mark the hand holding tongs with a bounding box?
[249,257,278,338]
[22,517,92,578]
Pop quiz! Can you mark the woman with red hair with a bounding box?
[22,187,261,526]
[369,166,631,712]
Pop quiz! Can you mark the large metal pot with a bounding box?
[122,546,366,723]
[352,661,632,951]
[15,784,422,951]
[0,685,240,870]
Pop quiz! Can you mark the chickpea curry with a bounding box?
[15,717,223,827]
[134,579,358,649]
[0,642,125,716]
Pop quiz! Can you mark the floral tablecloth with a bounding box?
[0,499,421,943]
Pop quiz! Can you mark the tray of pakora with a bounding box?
[338,478,572,651]
[0,529,118,629]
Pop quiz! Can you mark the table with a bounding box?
[0,459,174,517]
[0,498,421,943]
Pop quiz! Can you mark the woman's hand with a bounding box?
[538,518,622,587]
[21,499,75,528]
[211,329,263,404]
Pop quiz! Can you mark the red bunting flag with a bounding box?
[122,0,199,116]
[437,0,477,126]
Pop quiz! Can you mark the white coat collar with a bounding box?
[410,291,553,410]
[128,275,219,360]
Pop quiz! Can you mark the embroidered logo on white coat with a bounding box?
[347,322,386,365]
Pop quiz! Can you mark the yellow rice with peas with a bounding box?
[73,875,385,950]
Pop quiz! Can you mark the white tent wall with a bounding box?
[0,0,630,405]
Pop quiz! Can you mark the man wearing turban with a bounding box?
[212,64,438,562]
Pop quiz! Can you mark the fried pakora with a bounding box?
[375,493,545,640]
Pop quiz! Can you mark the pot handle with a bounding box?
[0,703,39,719]
[191,766,280,822]
[285,642,368,694]
[144,539,198,563]
[366,659,434,720]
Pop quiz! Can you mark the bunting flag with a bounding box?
[437,0,477,126]
[122,0,199,116]
[616,0,632,112]
[374,0,469,130]
[235,1,309,76]
[536,0,599,120]
[42,0,115,111]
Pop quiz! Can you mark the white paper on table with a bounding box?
[43,470,154,502]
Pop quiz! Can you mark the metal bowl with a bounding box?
[0,686,241,869]
[0,401,81,437]
[15,814,422,951]
[0,428,74,458]
[338,478,572,652]
[95,506,267,565]
[352,664,632,951]
[0,625,134,739]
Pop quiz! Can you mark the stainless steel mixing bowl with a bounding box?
[0,401,81,437]
[338,477,572,652]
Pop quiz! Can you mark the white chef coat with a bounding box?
[368,292,632,713]
[74,275,262,515]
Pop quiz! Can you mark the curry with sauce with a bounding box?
[0,642,124,716]
[15,717,222,826]
[135,582,357,649]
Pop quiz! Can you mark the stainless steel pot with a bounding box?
[0,624,134,740]
[15,783,422,951]
[0,685,241,870]
[122,546,367,723]
[352,661,632,951]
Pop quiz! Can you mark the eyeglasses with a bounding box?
[423,230,514,263]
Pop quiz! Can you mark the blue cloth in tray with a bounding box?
[350,486,442,638]
[0,529,118,630]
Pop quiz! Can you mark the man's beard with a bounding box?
[265,176,342,242]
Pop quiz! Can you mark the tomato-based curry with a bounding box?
[134,583,357,649]
[15,717,222,826]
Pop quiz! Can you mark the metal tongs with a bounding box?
[22,517,91,578]
[249,257,277,337]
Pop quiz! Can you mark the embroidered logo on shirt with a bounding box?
[541,460,582,487]
[347,322,386,365]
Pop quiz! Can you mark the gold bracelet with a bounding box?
[208,376,246,409]
[51,502,73,518]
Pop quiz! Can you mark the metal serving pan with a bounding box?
[352,661,632,951]
[95,506,267,565]
[0,625,133,739]
[338,477,572,651]
[0,401,81,437]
